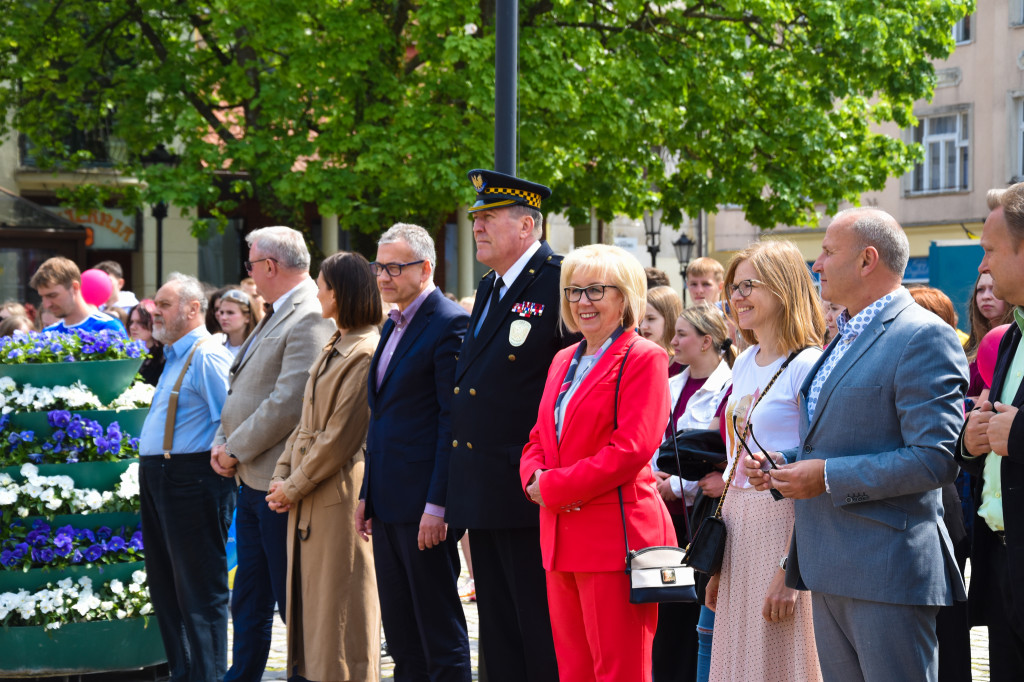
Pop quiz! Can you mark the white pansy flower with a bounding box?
[109,580,124,595]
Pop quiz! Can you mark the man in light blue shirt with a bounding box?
[137,272,236,682]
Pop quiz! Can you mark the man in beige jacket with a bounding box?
[211,226,335,682]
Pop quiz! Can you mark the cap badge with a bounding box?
[471,173,486,191]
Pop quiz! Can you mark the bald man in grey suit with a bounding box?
[745,208,968,682]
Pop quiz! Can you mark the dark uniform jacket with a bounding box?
[446,241,570,529]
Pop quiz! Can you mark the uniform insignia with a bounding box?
[511,302,544,318]
[471,173,486,191]
[509,319,531,347]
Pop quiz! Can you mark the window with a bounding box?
[1018,98,1024,179]
[952,15,972,43]
[909,112,970,194]
[1011,0,1024,26]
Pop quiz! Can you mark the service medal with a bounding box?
[509,319,531,347]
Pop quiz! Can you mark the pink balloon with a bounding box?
[80,269,114,307]
[977,324,1011,389]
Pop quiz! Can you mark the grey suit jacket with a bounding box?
[214,278,336,491]
[783,288,968,606]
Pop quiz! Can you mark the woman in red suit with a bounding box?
[521,243,675,682]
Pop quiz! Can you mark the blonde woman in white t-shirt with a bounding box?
[706,240,825,682]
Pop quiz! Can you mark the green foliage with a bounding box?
[0,0,972,234]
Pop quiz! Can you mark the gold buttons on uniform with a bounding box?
[454,387,460,394]
[452,440,458,447]
[467,443,473,449]
[508,354,516,361]
[469,388,476,396]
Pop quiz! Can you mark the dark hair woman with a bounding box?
[127,301,165,385]
[265,252,382,682]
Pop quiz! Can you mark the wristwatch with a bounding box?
[779,555,788,571]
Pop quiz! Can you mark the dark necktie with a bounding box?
[475,276,503,337]
[263,302,274,319]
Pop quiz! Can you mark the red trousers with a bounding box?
[546,569,658,682]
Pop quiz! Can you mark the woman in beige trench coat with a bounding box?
[267,251,382,682]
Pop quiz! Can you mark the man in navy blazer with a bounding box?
[357,223,471,682]
[959,183,1024,681]
[746,208,968,682]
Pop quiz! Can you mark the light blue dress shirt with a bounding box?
[139,327,234,456]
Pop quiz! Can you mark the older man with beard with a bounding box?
[137,272,237,682]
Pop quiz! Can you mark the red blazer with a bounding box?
[520,331,676,573]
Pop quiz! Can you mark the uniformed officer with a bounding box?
[447,169,569,682]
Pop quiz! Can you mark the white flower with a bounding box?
[19,463,39,478]
[109,580,124,595]
[110,382,155,409]
[132,570,146,585]
[0,489,16,505]
[17,507,28,517]
[0,376,16,391]
[464,22,478,35]
[139,603,152,615]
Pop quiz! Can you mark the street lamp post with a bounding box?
[152,201,167,286]
[643,210,661,267]
[673,232,697,282]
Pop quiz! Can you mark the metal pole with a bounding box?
[153,201,168,286]
[494,0,518,175]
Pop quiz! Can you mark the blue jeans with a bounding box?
[225,482,289,682]
[140,453,237,682]
[696,605,715,682]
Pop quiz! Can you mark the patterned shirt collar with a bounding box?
[835,292,896,343]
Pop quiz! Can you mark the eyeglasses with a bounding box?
[219,290,251,309]
[731,415,784,501]
[726,278,765,298]
[563,284,619,303]
[244,257,278,273]
[370,260,424,277]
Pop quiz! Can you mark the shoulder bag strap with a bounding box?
[612,340,638,558]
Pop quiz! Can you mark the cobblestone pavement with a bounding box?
[3,558,988,681]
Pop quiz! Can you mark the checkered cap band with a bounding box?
[484,187,542,209]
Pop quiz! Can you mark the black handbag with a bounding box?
[613,341,697,604]
[655,429,727,481]
[682,350,802,576]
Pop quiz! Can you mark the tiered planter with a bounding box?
[0,356,167,677]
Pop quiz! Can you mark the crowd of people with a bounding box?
[7,174,1024,682]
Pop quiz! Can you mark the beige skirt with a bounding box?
[708,486,823,682]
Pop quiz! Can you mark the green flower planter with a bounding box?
[9,407,149,439]
[0,559,145,593]
[0,459,135,489]
[0,616,165,676]
[0,357,143,405]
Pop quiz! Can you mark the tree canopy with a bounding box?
[0,0,972,236]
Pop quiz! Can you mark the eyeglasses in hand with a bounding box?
[731,414,785,501]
